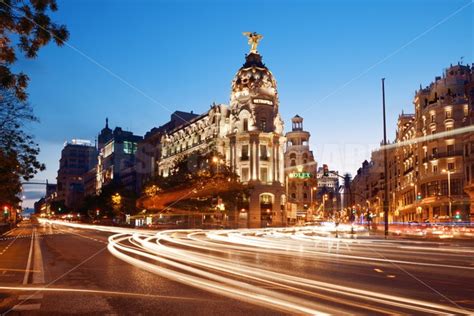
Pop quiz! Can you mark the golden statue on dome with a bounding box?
[243,32,263,54]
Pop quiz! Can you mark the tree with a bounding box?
[0,88,44,206]
[1,0,69,100]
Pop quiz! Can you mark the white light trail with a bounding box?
[41,220,474,315]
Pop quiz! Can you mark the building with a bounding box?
[351,63,474,224]
[284,115,317,223]
[464,80,474,222]
[96,119,143,193]
[56,139,97,209]
[136,110,199,192]
[157,34,286,228]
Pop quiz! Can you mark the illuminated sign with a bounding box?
[288,172,312,179]
[253,98,273,106]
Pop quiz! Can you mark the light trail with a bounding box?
[40,220,474,315]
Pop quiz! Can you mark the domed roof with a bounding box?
[231,53,277,94]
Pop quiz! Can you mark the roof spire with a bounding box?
[106,117,109,129]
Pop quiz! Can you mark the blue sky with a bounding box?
[19,0,473,207]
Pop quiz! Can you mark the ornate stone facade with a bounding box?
[284,115,317,223]
[158,48,286,228]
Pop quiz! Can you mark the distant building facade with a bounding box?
[56,139,97,209]
[351,63,474,223]
[96,119,143,193]
[284,115,317,222]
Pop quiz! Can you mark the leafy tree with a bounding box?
[0,88,44,206]
[143,149,250,213]
[1,0,69,100]
[80,182,138,220]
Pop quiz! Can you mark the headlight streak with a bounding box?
[44,220,473,315]
[108,234,329,315]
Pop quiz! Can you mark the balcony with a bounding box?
[287,145,309,151]
[403,167,414,176]
[444,118,454,125]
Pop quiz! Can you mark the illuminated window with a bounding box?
[104,141,114,157]
[123,141,137,155]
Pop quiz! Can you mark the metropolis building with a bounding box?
[157,34,287,228]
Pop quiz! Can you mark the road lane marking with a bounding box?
[374,268,383,273]
[23,228,35,285]
[11,303,41,311]
[33,229,45,284]
[0,268,40,273]
[0,286,223,302]
[18,294,43,300]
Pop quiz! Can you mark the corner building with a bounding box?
[158,46,286,228]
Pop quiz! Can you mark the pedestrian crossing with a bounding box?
[11,293,43,312]
[0,231,64,242]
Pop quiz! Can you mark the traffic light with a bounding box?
[323,164,329,177]
[417,192,422,200]
[454,210,461,220]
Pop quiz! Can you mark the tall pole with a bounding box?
[382,78,389,238]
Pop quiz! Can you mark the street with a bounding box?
[1,220,474,315]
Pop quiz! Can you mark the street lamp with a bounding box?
[442,169,452,220]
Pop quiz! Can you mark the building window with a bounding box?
[448,162,455,171]
[433,165,438,173]
[243,119,248,131]
[241,145,249,160]
[303,193,308,199]
[123,141,137,155]
[241,168,249,181]
[447,144,454,156]
[104,141,114,157]
[260,145,268,160]
[291,193,296,199]
[260,167,268,182]
[431,114,435,123]
[445,111,452,119]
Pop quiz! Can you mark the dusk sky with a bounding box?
[20,0,472,207]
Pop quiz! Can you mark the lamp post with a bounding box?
[381,78,389,238]
[442,169,452,221]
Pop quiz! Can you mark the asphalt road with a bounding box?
[0,220,473,315]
